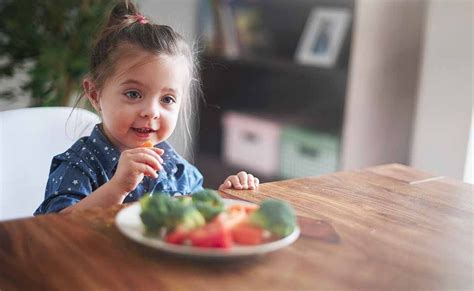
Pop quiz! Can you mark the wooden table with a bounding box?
[0,164,472,290]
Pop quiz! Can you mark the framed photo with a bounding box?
[295,8,351,67]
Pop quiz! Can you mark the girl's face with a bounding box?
[85,52,189,152]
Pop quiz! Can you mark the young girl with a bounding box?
[34,1,259,215]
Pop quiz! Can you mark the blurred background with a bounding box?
[0,0,472,189]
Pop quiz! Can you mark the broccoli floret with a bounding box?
[249,199,296,237]
[192,188,224,204]
[193,202,223,222]
[176,196,193,206]
[139,195,169,233]
[191,189,224,221]
[139,194,205,234]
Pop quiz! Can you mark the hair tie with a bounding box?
[135,14,149,24]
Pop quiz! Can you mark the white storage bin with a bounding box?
[222,112,281,176]
[280,127,339,178]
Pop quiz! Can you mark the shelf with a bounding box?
[195,0,355,188]
[200,54,348,76]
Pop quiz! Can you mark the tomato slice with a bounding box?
[188,220,232,248]
[231,222,263,245]
[165,229,189,245]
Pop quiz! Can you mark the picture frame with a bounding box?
[295,8,351,68]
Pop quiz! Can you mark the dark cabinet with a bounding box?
[194,0,355,188]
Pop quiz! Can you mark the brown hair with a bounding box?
[78,0,200,152]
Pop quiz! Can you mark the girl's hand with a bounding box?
[218,171,260,191]
[110,147,164,194]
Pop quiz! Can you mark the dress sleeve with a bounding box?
[175,160,204,194]
[34,157,95,215]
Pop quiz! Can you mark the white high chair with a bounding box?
[0,107,100,220]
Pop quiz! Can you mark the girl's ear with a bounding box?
[83,79,101,112]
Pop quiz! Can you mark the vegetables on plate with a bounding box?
[139,189,297,249]
[139,195,205,234]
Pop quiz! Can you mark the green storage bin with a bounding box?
[280,127,339,178]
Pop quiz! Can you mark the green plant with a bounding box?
[0,0,114,106]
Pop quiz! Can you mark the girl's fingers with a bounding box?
[135,162,159,178]
[139,142,164,155]
[131,152,162,171]
[218,180,232,191]
[128,147,164,162]
[247,173,255,189]
[228,175,242,189]
[149,147,165,156]
[219,172,260,191]
[237,171,248,188]
[135,148,164,164]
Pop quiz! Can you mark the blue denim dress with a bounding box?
[34,124,203,215]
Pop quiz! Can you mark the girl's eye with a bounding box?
[125,90,142,100]
[162,95,176,104]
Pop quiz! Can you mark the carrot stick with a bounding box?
[227,204,259,214]
[141,141,154,148]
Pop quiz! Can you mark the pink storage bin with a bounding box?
[222,111,281,177]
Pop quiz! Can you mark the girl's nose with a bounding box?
[140,102,160,119]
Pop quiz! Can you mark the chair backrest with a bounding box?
[0,107,100,221]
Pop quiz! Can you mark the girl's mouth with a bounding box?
[132,127,157,139]
[133,127,156,134]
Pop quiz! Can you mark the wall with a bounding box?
[464,114,473,183]
[140,0,198,42]
[410,0,473,181]
[341,0,426,170]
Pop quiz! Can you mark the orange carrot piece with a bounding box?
[215,210,247,231]
[232,222,263,245]
[227,204,259,214]
[141,141,154,148]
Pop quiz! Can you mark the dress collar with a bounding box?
[87,124,120,177]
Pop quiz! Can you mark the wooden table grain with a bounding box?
[0,164,472,291]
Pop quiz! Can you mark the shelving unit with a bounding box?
[194,0,355,188]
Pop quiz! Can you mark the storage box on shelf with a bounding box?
[280,127,339,178]
[222,111,281,177]
[221,111,340,179]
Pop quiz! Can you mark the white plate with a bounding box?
[115,198,300,259]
